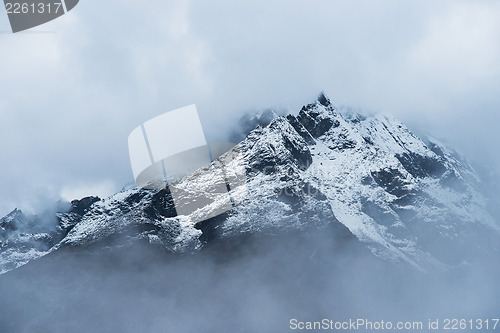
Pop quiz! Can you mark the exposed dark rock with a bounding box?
[317,92,331,107]
[281,132,312,170]
[371,168,410,197]
[297,104,339,138]
[195,211,232,243]
[396,152,446,178]
[286,114,316,145]
[69,196,100,216]
[144,188,177,220]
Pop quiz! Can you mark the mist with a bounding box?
[0,217,499,333]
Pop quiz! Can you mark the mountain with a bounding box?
[0,197,99,274]
[1,94,499,274]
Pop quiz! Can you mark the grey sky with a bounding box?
[1,0,499,216]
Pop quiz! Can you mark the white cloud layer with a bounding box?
[1,0,499,215]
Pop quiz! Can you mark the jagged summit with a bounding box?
[0,208,24,230]
[230,108,281,143]
[1,96,499,273]
[317,91,331,107]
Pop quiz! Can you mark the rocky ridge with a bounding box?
[1,94,499,273]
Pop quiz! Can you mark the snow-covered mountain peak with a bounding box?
[242,115,312,173]
[0,208,25,230]
[1,95,499,274]
[317,91,332,107]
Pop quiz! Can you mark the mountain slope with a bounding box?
[294,96,499,268]
[1,94,499,273]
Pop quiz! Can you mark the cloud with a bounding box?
[1,0,500,216]
[409,2,500,81]
[60,180,116,202]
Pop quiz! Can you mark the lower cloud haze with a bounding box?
[0,228,498,332]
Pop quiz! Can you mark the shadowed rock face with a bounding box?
[297,105,339,138]
[69,196,100,217]
[1,94,499,274]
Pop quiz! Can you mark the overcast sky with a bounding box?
[1,0,499,216]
